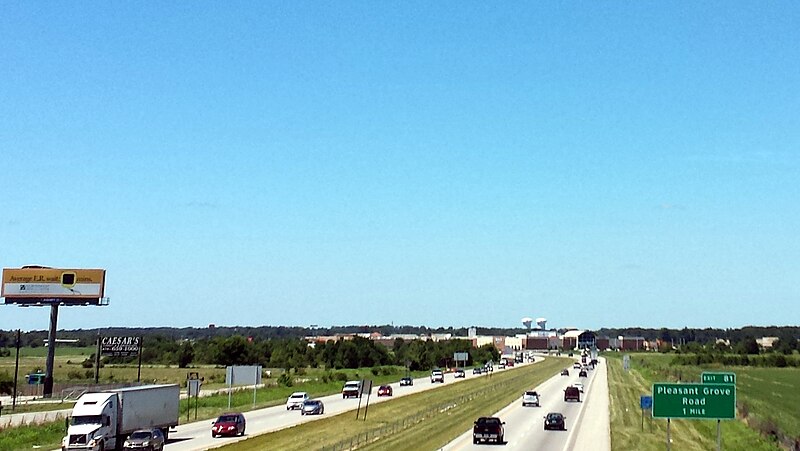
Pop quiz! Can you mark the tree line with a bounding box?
[99,335,500,371]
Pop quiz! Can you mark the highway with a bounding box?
[441,357,609,451]
[165,359,543,451]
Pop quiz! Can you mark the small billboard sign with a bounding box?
[100,336,141,357]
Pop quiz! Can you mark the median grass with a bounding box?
[605,353,782,451]
[219,357,570,451]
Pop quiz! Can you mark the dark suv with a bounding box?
[544,412,566,430]
[564,386,581,402]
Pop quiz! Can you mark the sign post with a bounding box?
[701,371,735,450]
[653,381,736,450]
[640,395,652,431]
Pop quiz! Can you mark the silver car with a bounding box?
[301,399,324,415]
[123,428,165,451]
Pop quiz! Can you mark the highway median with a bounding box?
[218,357,570,451]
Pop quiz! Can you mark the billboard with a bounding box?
[2,267,106,305]
[226,365,262,386]
[100,336,141,357]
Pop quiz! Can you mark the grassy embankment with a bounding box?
[221,357,571,451]
[606,353,796,451]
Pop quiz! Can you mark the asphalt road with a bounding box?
[165,359,544,451]
[440,357,610,451]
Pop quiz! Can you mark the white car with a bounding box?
[522,390,540,407]
[572,382,584,393]
[286,392,309,410]
[431,370,444,383]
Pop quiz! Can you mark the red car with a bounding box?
[377,385,393,396]
[211,412,246,437]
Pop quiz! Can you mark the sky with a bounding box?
[1,2,798,332]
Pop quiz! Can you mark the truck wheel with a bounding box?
[161,429,169,441]
[212,432,217,438]
[240,427,245,436]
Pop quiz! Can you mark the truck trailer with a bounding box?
[61,384,180,451]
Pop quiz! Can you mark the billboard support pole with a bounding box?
[717,419,721,451]
[43,303,59,398]
[253,367,258,407]
[94,333,101,384]
[12,329,20,410]
[137,336,143,382]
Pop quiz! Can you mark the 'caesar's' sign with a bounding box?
[101,336,141,357]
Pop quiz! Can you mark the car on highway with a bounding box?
[473,416,505,444]
[521,390,540,407]
[431,369,444,383]
[543,412,566,431]
[123,428,165,451]
[400,377,413,386]
[211,412,246,437]
[342,381,361,398]
[579,369,588,377]
[564,386,581,402]
[473,367,482,375]
[498,362,506,369]
[454,369,465,378]
[377,385,393,396]
[573,362,581,369]
[560,369,569,376]
[286,391,309,410]
[300,399,324,415]
[573,382,584,393]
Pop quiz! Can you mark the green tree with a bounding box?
[176,341,195,368]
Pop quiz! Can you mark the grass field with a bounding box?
[606,353,791,451]
[219,357,570,451]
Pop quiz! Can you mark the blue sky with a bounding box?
[2,2,798,332]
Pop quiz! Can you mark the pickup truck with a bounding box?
[473,417,505,444]
[342,381,361,399]
[430,370,444,383]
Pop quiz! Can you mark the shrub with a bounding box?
[67,370,85,380]
[333,372,349,382]
[277,373,293,387]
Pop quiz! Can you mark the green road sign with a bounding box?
[652,383,736,419]
[701,371,736,384]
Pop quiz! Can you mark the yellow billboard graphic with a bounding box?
[2,268,106,300]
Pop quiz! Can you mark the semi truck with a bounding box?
[61,384,180,451]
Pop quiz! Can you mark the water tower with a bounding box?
[536,317,547,330]
[521,317,533,331]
